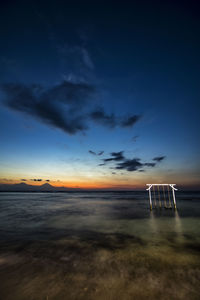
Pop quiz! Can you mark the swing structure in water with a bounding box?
[146,184,178,210]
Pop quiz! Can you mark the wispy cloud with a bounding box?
[98,151,104,156]
[57,44,94,71]
[90,108,141,129]
[90,109,117,128]
[104,151,125,162]
[101,151,166,172]
[89,150,96,155]
[89,150,104,156]
[116,158,144,171]
[121,115,141,127]
[132,135,139,142]
[30,179,43,182]
[81,47,94,70]
[153,156,166,162]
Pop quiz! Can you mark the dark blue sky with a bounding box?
[0,0,199,189]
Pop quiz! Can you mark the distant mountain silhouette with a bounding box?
[0,182,82,192]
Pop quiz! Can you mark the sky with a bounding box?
[0,0,199,190]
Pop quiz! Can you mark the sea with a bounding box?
[0,191,200,300]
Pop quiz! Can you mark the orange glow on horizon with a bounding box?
[0,177,146,190]
[0,173,199,191]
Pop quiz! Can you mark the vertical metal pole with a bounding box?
[149,188,152,210]
[153,185,157,208]
[157,185,162,208]
[172,187,177,210]
[167,185,172,208]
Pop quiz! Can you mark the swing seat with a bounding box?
[146,184,177,210]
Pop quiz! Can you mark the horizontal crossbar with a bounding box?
[146,184,176,185]
[146,184,178,191]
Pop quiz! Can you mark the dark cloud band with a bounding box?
[101,151,166,172]
[1,81,141,135]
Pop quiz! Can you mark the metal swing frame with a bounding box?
[146,184,178,210]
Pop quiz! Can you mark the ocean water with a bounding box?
[0,192,200,300]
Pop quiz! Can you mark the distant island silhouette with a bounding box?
[0,183,198,192]
[0,182,82,192]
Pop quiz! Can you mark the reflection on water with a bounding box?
[174,210,183,240]
[149,211,158,235]
[0,191,200,299]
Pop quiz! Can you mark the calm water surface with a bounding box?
[0,192,200,300]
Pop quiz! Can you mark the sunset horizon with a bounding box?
[0,178,199,191]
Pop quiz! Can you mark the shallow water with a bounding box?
[0,192,200,299]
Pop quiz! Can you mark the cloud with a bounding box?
[104,151,125,162]
[89,150,96,155]
[101,150,166,172]
[57,44,94,72]
[132,135,139,142]
[1,81,95,135]
[144,162,156,167]
[116,159,157,171]
[121,115,141,127]
[90,109,117,128]
[31,179,43,182]
[1,178,14,182]
[90,108,141,129]
[98,151,104,156]
[22,178,50,182]
[81,48,94,70]
[116,158,143,171]
[116,158,160,171]
[44,81,95,106]
[153,156,166,162]
[89,150,104,156]
[1,81,141,135]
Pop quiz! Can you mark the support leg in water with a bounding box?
[157,185,162,209]
[167,185,172,209]
[153,185,157,208]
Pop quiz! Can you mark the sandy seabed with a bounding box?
[0,233,200,300]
